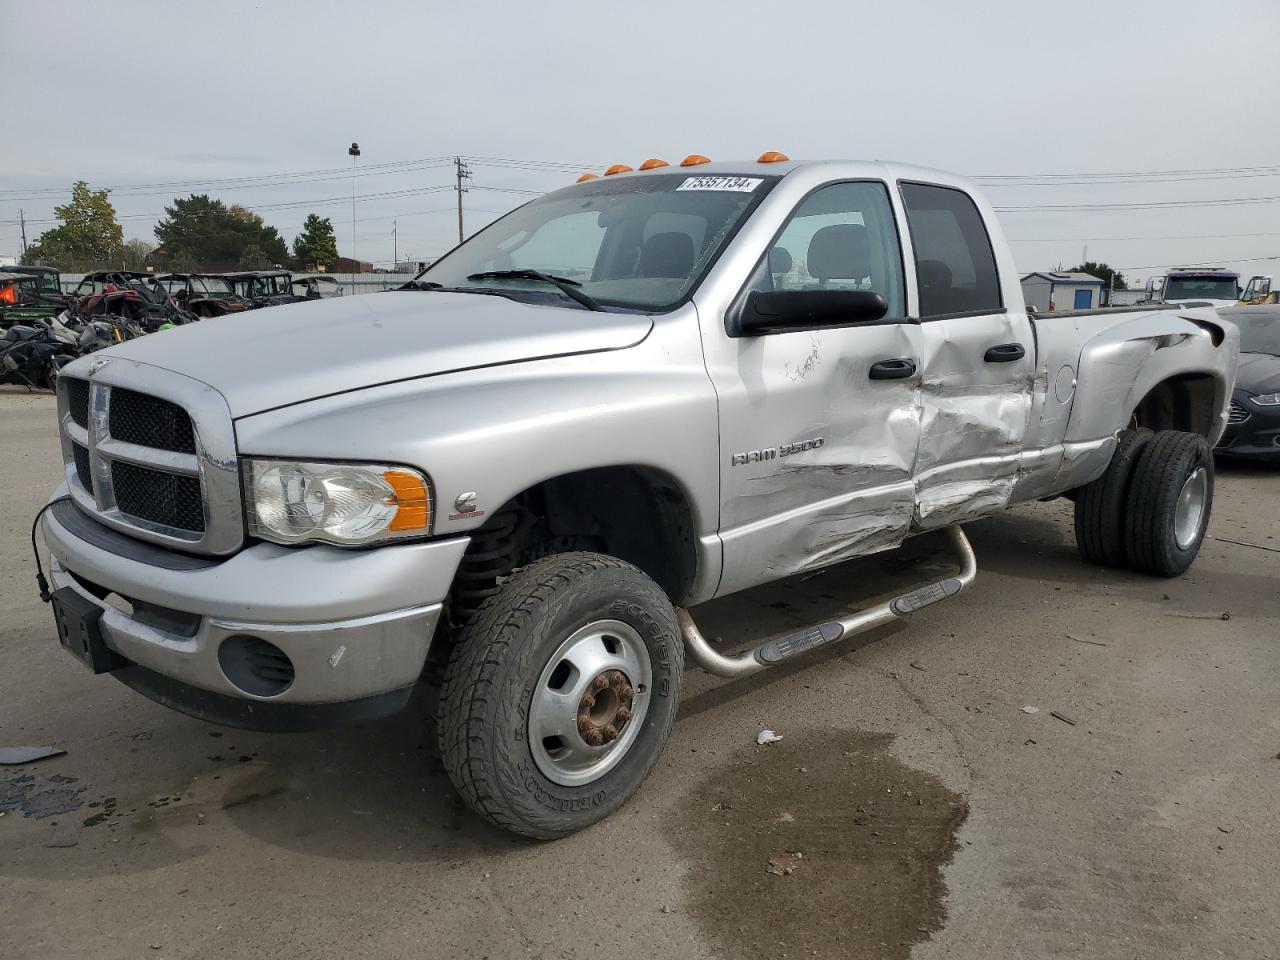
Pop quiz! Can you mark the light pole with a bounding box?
[348,142,361,270]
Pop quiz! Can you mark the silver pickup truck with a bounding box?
[38,156,1238,838]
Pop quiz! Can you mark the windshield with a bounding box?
[196,276,234,295]
[417,172,778,311]
[1237,313,1280,355]
[1165,277,1239,301]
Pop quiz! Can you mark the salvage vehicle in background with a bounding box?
[155,273,253,318]
[6,265,65,299]
[221,270,305,308]
[71,271,171,331]
[38,154,1238,840]
[1216,306,1280,459]
[1238,275,1277,305]
[0,320,77,388]
[0,271,65,328]
[292,275,344,300]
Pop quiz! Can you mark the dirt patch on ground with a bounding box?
[674,731,967,960]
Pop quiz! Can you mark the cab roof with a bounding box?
[557,158,981,193]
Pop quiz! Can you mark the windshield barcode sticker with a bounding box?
[677,176,763,192]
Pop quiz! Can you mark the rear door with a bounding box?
[703,180,925,597]
[899,181,1035,528]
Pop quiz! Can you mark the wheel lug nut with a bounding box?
[592,675,609,692]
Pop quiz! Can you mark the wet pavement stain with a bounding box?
[674,732,967,960]
[1,772,87,819]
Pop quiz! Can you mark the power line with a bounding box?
[0,157,455,200]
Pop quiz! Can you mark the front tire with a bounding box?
[437,552,683,839]
[1123,430,1213,576]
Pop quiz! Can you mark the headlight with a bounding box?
[243,459,431,546]
[1250,393,1280,406]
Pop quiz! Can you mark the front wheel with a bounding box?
[1123,430,1213,576]
[437,552,683,839]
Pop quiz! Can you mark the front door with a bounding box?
[1074,288,1092,309]
[701,180,925,597]
[899,181,1035,529]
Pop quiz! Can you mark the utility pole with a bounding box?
[19,208,28,256]
[393,219,397,270]
[454,156,471,244]
[348,142,361,269]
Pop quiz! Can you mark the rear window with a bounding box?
[900,182,1002,317]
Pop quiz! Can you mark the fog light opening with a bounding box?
[218,635,295,697]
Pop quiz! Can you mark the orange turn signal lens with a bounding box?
[603,164,633,176]
[384,470,431,532]
[576,173,599,183]
[638,158,669,170]
[757,151,790,163]
[680,154,711,167]
[0,285,15,305]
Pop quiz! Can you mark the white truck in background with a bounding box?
[1145,267,1241,308]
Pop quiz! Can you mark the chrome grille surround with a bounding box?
[57,359,243,555]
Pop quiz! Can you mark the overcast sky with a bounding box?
[4,0,1280,285]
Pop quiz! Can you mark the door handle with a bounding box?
[984,342,1026,363]
[868,358,917,380]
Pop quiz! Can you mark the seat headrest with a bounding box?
[917,259,953,289]
[637,232,696,279]
[807,223,870,282]
[768,246,793,275]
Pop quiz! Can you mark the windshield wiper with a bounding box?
[465,270,602,312]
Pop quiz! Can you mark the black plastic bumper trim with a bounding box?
[50,499,221,572]
[111,664,413,732]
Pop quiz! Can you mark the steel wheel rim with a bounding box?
[1174,465,1208,550]
[528,619,652,788]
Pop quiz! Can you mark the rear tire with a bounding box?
[1074,428,1153,567]
[1123,430,1213,577]
[437,552,683,839]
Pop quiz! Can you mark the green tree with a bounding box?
[154,195,291,270]
[292,214,339,269]
[22,181,124,269]
[239,243,269,269]
[1069,261,1127,292]
[120,238,156,271]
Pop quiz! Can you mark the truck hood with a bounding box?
[90,291,653,418]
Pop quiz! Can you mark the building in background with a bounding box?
[330,256,374,274]
[1020,271,1105,311]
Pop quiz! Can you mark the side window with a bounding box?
[900,182,1002,317]
[757,181,904,316]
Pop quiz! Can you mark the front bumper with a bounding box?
[42,487,470,729]
[1216,399,1280,460]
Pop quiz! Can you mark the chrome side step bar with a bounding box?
[677,525,977,678]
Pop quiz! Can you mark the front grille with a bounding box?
[59,370,240,554]
[111,460,205,533]
[66,378,90,429]
[72,442,93,495]
[1227,401,1250,425]
[108,387,196,454]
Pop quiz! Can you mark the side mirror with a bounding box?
[735,289,890,336]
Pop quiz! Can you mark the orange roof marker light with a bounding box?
[757,151,790,163]
[576,173,599,183]
[639,158,669,170]
[680,154,711,167]
[603,164,634,176]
